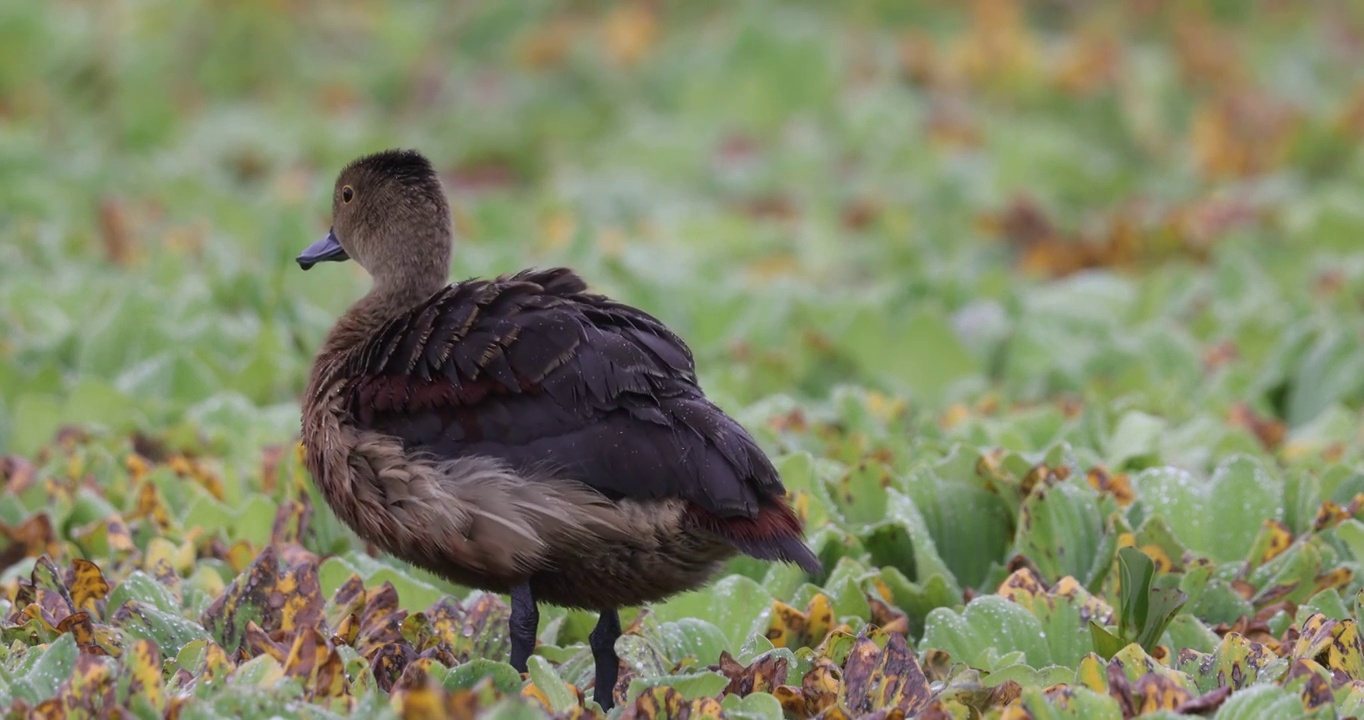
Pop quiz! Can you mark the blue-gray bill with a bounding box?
[297,229,349,270]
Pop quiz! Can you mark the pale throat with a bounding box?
[369,261,448,305]
[349,241,451,321]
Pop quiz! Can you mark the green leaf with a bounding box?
[114,600,211,658]
[903,453,1014,590]
[1088,622,1125,661]
[443,659,523,695]
[364,568,446,615]
[840,307,980,406]
[1175,632,1278,694]
[825,461,890,526]
[1013,479,1112,587]
[1334,519,1364,562]
[646,618,730,669]
[1284,329,1364,427]
[1131,457,1282,562]
[652,575,773,650]
[625,670,728,703]
[107,571,180,616]
[923,596,1053,669]
[721,691,785,720]
[6,634,78,705]
[1163,614,1217,655]
[1013,684,1123,719]
[232,494,278,546]
[1215,685,1318,720]
[1116,547,1155,642]
[863,488,963,598]
[228,654,285,688]
[1106,410,1166,469]
[878,567,960,639]
[525,656,577,713]
[1139,587,1187,650]
[10,394,62,457]
[1191,578,1255,627]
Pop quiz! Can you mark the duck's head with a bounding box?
[298,149,452,292]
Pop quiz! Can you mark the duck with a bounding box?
[296,148,821,710]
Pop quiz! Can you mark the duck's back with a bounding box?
[310,267,818,604]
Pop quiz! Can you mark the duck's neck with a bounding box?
[368,271,448,314]
[323,272,447,352]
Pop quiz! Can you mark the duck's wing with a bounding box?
[340,268,816,570]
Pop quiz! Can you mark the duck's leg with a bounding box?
[509,583,539,672]
[589,608,622,710]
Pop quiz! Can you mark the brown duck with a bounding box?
[297,149,821,709]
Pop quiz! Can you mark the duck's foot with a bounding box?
[509,583,538,673]
[590,608,621,711]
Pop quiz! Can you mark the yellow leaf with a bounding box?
[603,1,658,66]
[395,684,448,720]
[63,654,115,711]
[1189,93,1299,180]
[1053,26,1120,96]
[714,650,788,696]
[282,627,331,690]
[226,539,258,573]
[765,601,806,649]
[805,593,835,647]
[840,632,932,715]
[765,593,838,650]
[17,602,60,635]
[1076,653,1107,693]
[998,567,1047,603]
[1292,614,1364,680]
[1131,673,1192,713]
[103,515,137,554]
[271,499,311,547]
[121,639,165,710]
[144,537,193,581]
[1315,567,1353,595]
[538,209,577,252]
[67,452,85,480]
[275,560,323,633]
[520,682,555,712]
[244,621,288,664]
[1247,519,1294,565]
[132,480,172,529]
[773,685,807,717]
[125,454,149,483]
[56,611,99,652]
[596,227,627,258]
[517,17,577,70]
[70,558,110,616]
[201,641,236,684]
[1140,544,1174,573]
[1086,468,1134,506]
[1315,500,1352,531]
[949,0,1040,92]
[864,392,908,422]
[801,657,842,715]
[334,612,360,646]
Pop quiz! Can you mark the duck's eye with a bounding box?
[342,186,354,203]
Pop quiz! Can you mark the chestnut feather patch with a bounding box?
[686,502,822,575]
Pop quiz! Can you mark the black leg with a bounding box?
[509,583,538,673]
[589,608,621,710]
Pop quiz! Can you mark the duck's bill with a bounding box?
[297,229,349,270]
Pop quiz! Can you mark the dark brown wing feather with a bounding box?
[340,268,817,571]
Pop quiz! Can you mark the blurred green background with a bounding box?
[7,1,1364,716]
[2,0,1363,462]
